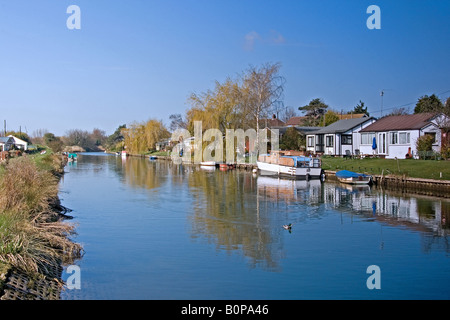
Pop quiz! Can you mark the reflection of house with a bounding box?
[359,113,442,159]
[319,183,447,234]
[306,116,376,156]
[0,136,14,151]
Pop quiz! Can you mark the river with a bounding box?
[59,153,449,300]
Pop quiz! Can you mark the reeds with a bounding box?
[0,156,82,277]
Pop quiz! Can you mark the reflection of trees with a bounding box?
[187,170,285,271]
[122,157,166,190]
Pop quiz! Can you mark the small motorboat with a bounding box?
[336,170,372,185]
[149,156,157,160]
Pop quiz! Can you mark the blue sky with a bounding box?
[0,0,449,136]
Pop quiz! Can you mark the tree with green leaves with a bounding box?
[298,98,328,126]
[43,133,64,152]
[414,94,443,114]
[280,127,304,151]
[105,124,126,151]
[324,110,340,126]
[349,100,369,116]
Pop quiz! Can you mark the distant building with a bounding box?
[285,116,308,127]
[8,135,28,151]
[261,115,286,128]
[0,136,14,152]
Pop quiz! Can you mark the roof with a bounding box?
[273,126,322,135]
[338,113,367,120]
[8,135,28,145]
[285,116,308,126]
[309,117,375,134]
[0,137,14,144]
[360,113,437,132]
[261,118,286,127]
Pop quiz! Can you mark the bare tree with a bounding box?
[240,62,285,153]
[169,114,188,132]
[280,106,297,123]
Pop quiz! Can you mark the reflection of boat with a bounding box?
[121,151,128,158]
[149,156,157,160]
[200,165,216,171]
[257,176,322,201]
[336,170,372,185]
[257,151,322,179]
[200,161,216,166]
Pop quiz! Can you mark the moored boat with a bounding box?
[336,170,372,185]
[256,151,322,179]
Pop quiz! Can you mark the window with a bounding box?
[390,132,398,145]
[399,132,410,144]
[341,135,352,145]
[307,136,315,147]
[326,136,334,147]
[361,133,375,145]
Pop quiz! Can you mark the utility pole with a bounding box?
[380,90,384,117]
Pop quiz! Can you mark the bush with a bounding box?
[416,135,435,159]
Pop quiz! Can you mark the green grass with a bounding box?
[320,157,450,180]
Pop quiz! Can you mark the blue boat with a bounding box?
[336,170,372,185]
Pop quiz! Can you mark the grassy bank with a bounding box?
[0,152,82,297]
[321,156,450,180]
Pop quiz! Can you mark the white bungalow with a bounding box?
[306,116,376,156]
[8,135,28,151]
[358,113,443,159]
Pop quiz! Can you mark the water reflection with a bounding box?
[121,157,449,257]
[77,154,450,272]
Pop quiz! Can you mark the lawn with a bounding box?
[320,156,450,180]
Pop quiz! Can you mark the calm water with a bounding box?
[60,153,449,300]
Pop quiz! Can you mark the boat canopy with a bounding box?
[336,170,370,178]
[281,155,311,167]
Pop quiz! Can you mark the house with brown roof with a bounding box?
[358,113,442,159]
[261,115,286,128]
[285,116,308,126]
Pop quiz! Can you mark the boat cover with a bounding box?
[336,170,370,178]
[281,156,311,167]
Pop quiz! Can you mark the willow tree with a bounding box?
[186,78,245,134]
[123,119,170,154]
[240,62,285,154]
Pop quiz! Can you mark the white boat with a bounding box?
[335,170,372,185]
[200,161,216,166]
[256,151,322,179]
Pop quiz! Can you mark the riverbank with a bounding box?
[0,151,83,300]
[119,151,450,196]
